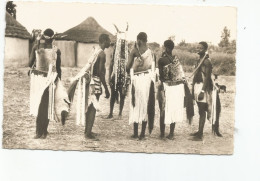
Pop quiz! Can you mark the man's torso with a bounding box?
[92,50,105,77]
[193,57,213,90]
[132,48,153,73]
[34,44,59,73]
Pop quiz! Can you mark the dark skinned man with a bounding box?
[191,41,222,141]
[126,32,156,140]
[68,34,110,140]
[29,28,69,139]
[157,40,186,140]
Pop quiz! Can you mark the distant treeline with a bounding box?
[128,41,236,76]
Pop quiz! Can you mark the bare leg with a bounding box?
[131,123,138,138]
[139,121,147,140]
[35,88,49,139]
[166,123,175,140]
[85,95,100,139]
[107,86,116,119]
[158,97,165,139]
[192,102,207,141]
[61,110,68,126]
[212,93,222,137]
[118,88,126,119]
[85,103,97,139]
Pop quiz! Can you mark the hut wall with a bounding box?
[77,43,98,67]
[54,40,76,67]
[4,37,29,67]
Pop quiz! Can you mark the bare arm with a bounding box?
[158,58,164,82]
[29,44,37,68]
[202,59,212,91]
[56,49,62,79]
[126,48,136,74]
[109,48,115,79]
[98,52,108,91]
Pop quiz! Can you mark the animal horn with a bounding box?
[113,24,120,33]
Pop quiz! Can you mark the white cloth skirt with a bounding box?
[129,72,153,124]
[164,83,185,125]
[30,73,48,116]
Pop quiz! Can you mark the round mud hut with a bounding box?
[5,12,31,67]
[55,17,115,67]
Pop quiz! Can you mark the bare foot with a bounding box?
[131,134,138,139]
[41,134,47,139]
[166,134,174,140]
[139,134,146,140]
[160,134,166,140]
[33,135,41,139]
[190,131,200,136]
[85,133,96,139]
[106,114,113,119]
[191,135,203,141]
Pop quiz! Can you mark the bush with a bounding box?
[172,48,236,76]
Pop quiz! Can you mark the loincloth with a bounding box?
[194,82,213,121]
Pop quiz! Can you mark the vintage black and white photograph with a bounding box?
[3,1,236,154]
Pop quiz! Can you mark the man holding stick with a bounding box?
[126,32,156,140]
[191,41,222,141]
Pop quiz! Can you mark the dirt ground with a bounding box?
[2,66,235,154]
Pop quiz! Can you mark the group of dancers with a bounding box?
[29,28,222,142]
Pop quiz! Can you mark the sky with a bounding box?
[14,1,237,45]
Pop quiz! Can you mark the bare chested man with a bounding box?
[29,28,69,139]
[126,32,156,140]
[191,41,222,141]
[68,34,110,139]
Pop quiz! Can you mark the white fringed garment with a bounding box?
[76,77,86,126]
[30,73,48,116]
[73,48,102,125]
[129,71,153,124]
[164,83,185,125]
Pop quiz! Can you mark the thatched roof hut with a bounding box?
[56,17,116,43]
[5,12,30,39]
[55,17,115,67]
[4,12,31,67]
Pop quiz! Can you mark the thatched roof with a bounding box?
[5,12,30,39]
[56,17,116,43]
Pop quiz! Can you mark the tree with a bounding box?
[218,26,230,48]
[6,1,16,19]
[178,39,187,47]
[230,40,236,50]
[168,35,175,41]
[227,39,236,54]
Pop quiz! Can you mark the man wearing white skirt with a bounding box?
[29,29,69,139]
[157,40,186,140]
[127,32,156,140]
